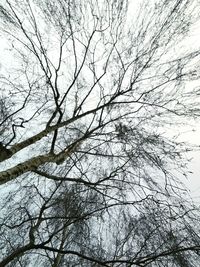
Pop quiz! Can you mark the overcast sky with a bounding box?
[182,125,200,202]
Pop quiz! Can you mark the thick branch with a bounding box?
[4,104,107,162]
[0,244,33,267]
[0,143,79,185]
[34,245,110,267]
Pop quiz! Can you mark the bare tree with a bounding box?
[0,0,200,266]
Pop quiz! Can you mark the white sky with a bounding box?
[181,126,200,202]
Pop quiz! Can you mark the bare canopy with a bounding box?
[0,0,200,266]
